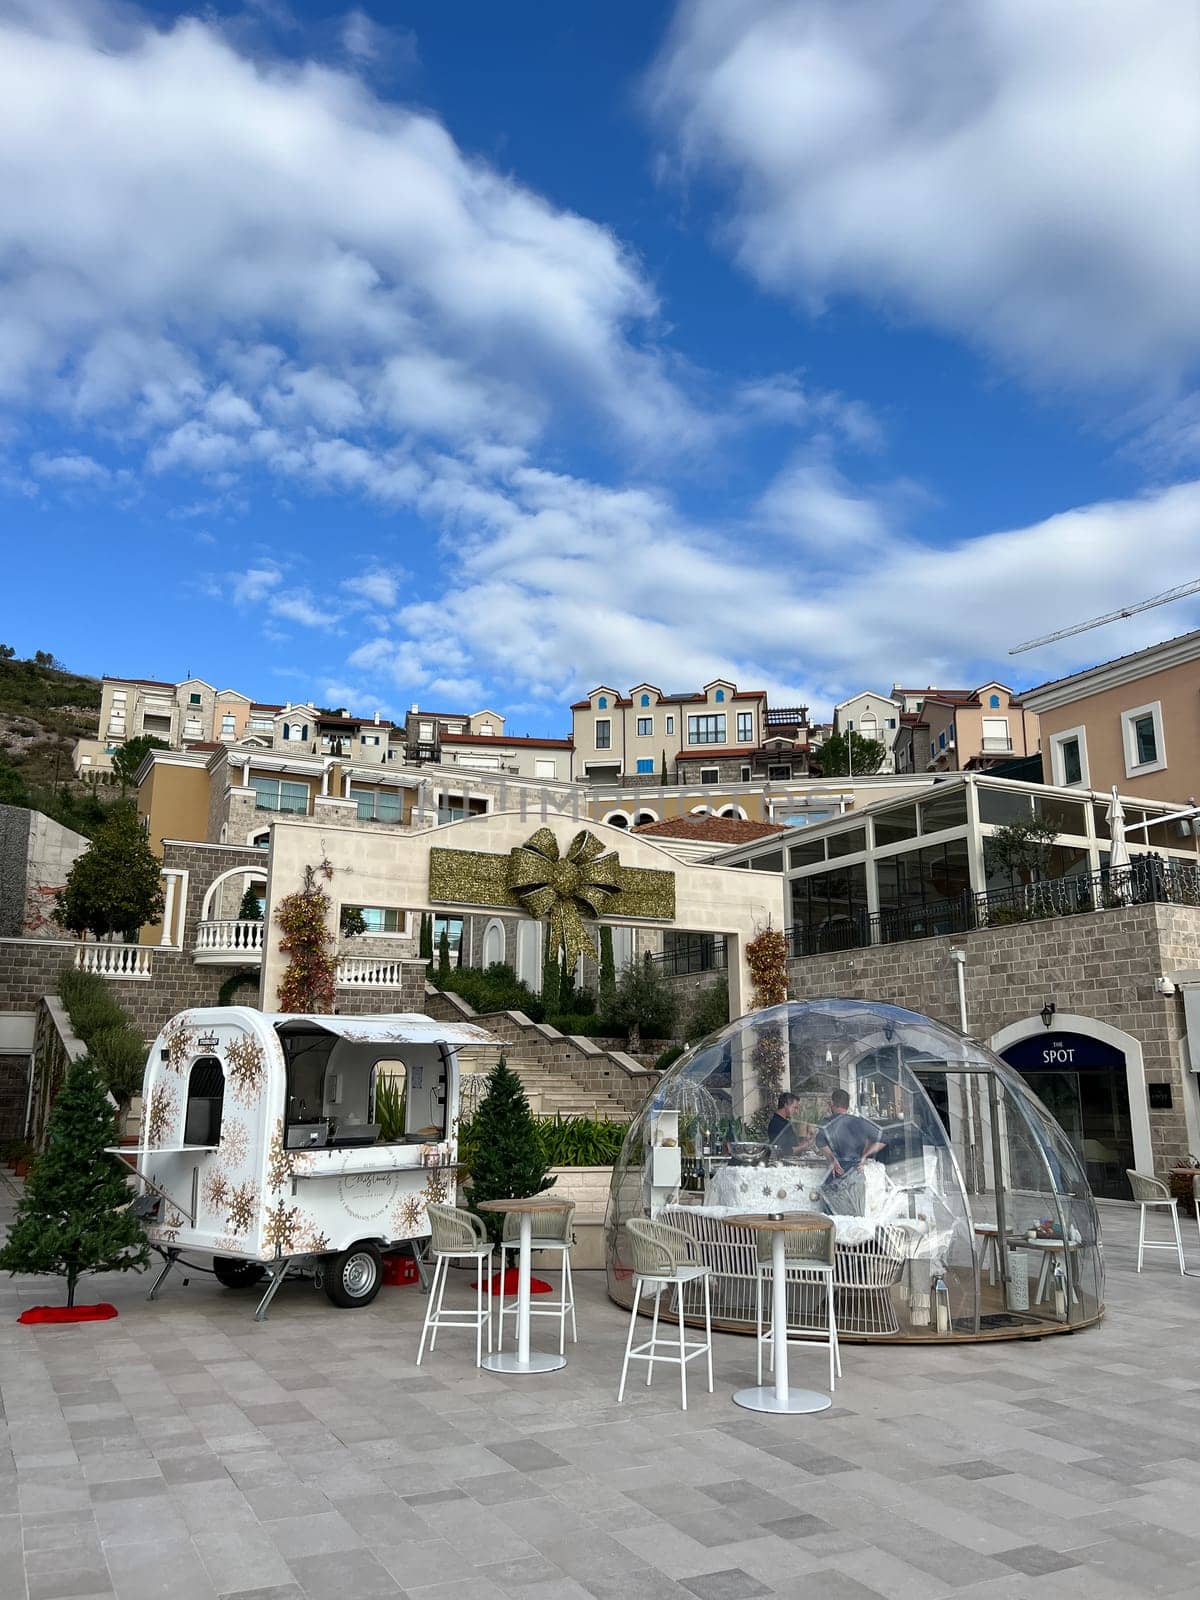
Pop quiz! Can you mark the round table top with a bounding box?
[477,1194,568,1215]
[727,1210,830,1232]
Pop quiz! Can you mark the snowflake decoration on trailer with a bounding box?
[145,1087,177,1146]
[225,1033,265,1107]
[422,1168,451,1206]
[161,1018,195,1073]
[224,1181,258,1235]
[218,1117,249,1169]
[266,1118,294,1193]
[392,1193,426,1237]
[202,1170,230,1214]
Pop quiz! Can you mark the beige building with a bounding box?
[438,732,573,782]
[893,683,1039,774]
[833,691,903,771]
[570,679,775,783]
[1022,629,1200,805]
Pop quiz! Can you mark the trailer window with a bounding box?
[184,1057,224,1147]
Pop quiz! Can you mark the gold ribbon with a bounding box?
[507,827,620,969]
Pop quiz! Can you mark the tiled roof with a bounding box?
[440,733,573,749]
[571,687,769,710]
[250,702,284,713]
[676,745,810,762]
[105,675,177,689]
[632,816,788,843]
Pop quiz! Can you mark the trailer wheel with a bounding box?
[323,1242,382,1308]
[212,1257,266,1290]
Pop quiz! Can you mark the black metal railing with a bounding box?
[786,854,1200,958]
[651,937,728,976]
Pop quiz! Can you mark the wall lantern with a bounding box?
[1040,1000,1057,1030]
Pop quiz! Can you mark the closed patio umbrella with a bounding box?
[1107,786,1131,872]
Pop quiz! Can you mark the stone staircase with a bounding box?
[425,984,654,1120]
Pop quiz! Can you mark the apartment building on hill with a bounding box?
[892,682,1039,774]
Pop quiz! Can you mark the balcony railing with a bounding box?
[336,956,408,988]
[787,854,1200,959]
[73,943,154,980]
[651,937,728,977]
[194,919,264,963]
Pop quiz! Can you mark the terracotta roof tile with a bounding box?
[440,733,573,749]
[632,816,788,843]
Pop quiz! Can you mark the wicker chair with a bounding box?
[1127,1171,1185,1274]
[617,1218,713,1410]
[497,1200,577,1356]
[416,1205,493,1367]
[754,1218,840,1391]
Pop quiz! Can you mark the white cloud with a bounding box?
[29,450,109,481]
[649,0,1200,388]
[0,2,703,464]
[230,564,283,605]
[272,593,331,628]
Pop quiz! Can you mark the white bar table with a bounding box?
[730,1212,832,1415]
[477,1196,567,1374]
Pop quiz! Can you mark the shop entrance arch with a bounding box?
[990,1015,1150,1199]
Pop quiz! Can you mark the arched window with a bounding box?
[282,722,291,741]
[605,811,629,829]
[714,689,725,702]
[184,1057,224,1147]
[635,810,657,826]
[640,693,650,706]
[597,696,607,709]
[989,694,1000,709]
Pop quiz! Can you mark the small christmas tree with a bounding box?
[466,1056,554,1243]
[237,885,264,921]
[436,926,451,982]
[0,1059,149,1306]
[540,925,560,1014]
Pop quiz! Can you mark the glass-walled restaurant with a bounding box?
[717,775,1200,955]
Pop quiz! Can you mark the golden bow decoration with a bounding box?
[507,827,621,969]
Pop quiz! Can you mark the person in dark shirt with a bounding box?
[814,1089,884,1213]
[766,1092,801,1158]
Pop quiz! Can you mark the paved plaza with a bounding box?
[3,1186,1200,1600]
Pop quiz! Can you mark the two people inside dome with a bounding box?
[768,1088,886,1215]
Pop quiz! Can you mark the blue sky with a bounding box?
[2,0,1198,732]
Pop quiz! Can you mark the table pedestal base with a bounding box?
[481,1351,566,1374]
[732,1385,831,1415]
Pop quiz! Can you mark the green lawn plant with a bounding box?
[536,1115,628,1167]
[0,1058,149,1306]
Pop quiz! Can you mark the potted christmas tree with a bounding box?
[0,1059,149,1321]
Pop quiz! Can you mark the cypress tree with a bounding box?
[456,925,465,968]
[599,924,616,1017]
[0,1060,149,1306]
[437,926,451,982]
[540,925,560,1014]
[419,913,433,961]
[466,1056,553,1243]
[660,748,669,785]
[559,948,572,1012]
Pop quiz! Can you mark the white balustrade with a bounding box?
[193,919,265,960]
[73,943,154,980]
[336,956,407,988]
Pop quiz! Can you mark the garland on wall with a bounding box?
[746,923,790,1131]
[275,859,337,1014]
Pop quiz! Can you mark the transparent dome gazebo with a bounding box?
[606,1000,1103,1342]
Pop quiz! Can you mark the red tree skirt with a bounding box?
[471,1269,553,1294]
[19,1303,119,1325]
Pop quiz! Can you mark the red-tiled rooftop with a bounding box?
[632,816,789,844]
[439,733,573,749]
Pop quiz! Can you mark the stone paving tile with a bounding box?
[6,1197,1200,1600]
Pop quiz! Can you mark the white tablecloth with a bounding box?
[705,1162,825,1211]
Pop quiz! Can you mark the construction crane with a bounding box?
[1009,577,1200,655]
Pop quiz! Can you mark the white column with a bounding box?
[321,760,331,796]
[343,770,352,797]
[160,873,178,947]
[241,757,251,786]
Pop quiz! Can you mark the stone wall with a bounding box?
[787,900,1200,1170]
[0,940,228,1038]
[0,806,30,938]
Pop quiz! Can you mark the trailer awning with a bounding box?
[269,1013,500,1047]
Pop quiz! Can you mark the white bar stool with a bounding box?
[497,1199,576,1356]
[416,1204,494,1367]
[1126,1170,1185,1273]
[754,1217,840,1392]
[617,1218,712,1411]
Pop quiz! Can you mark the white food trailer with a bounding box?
[126,1007,499,1319]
